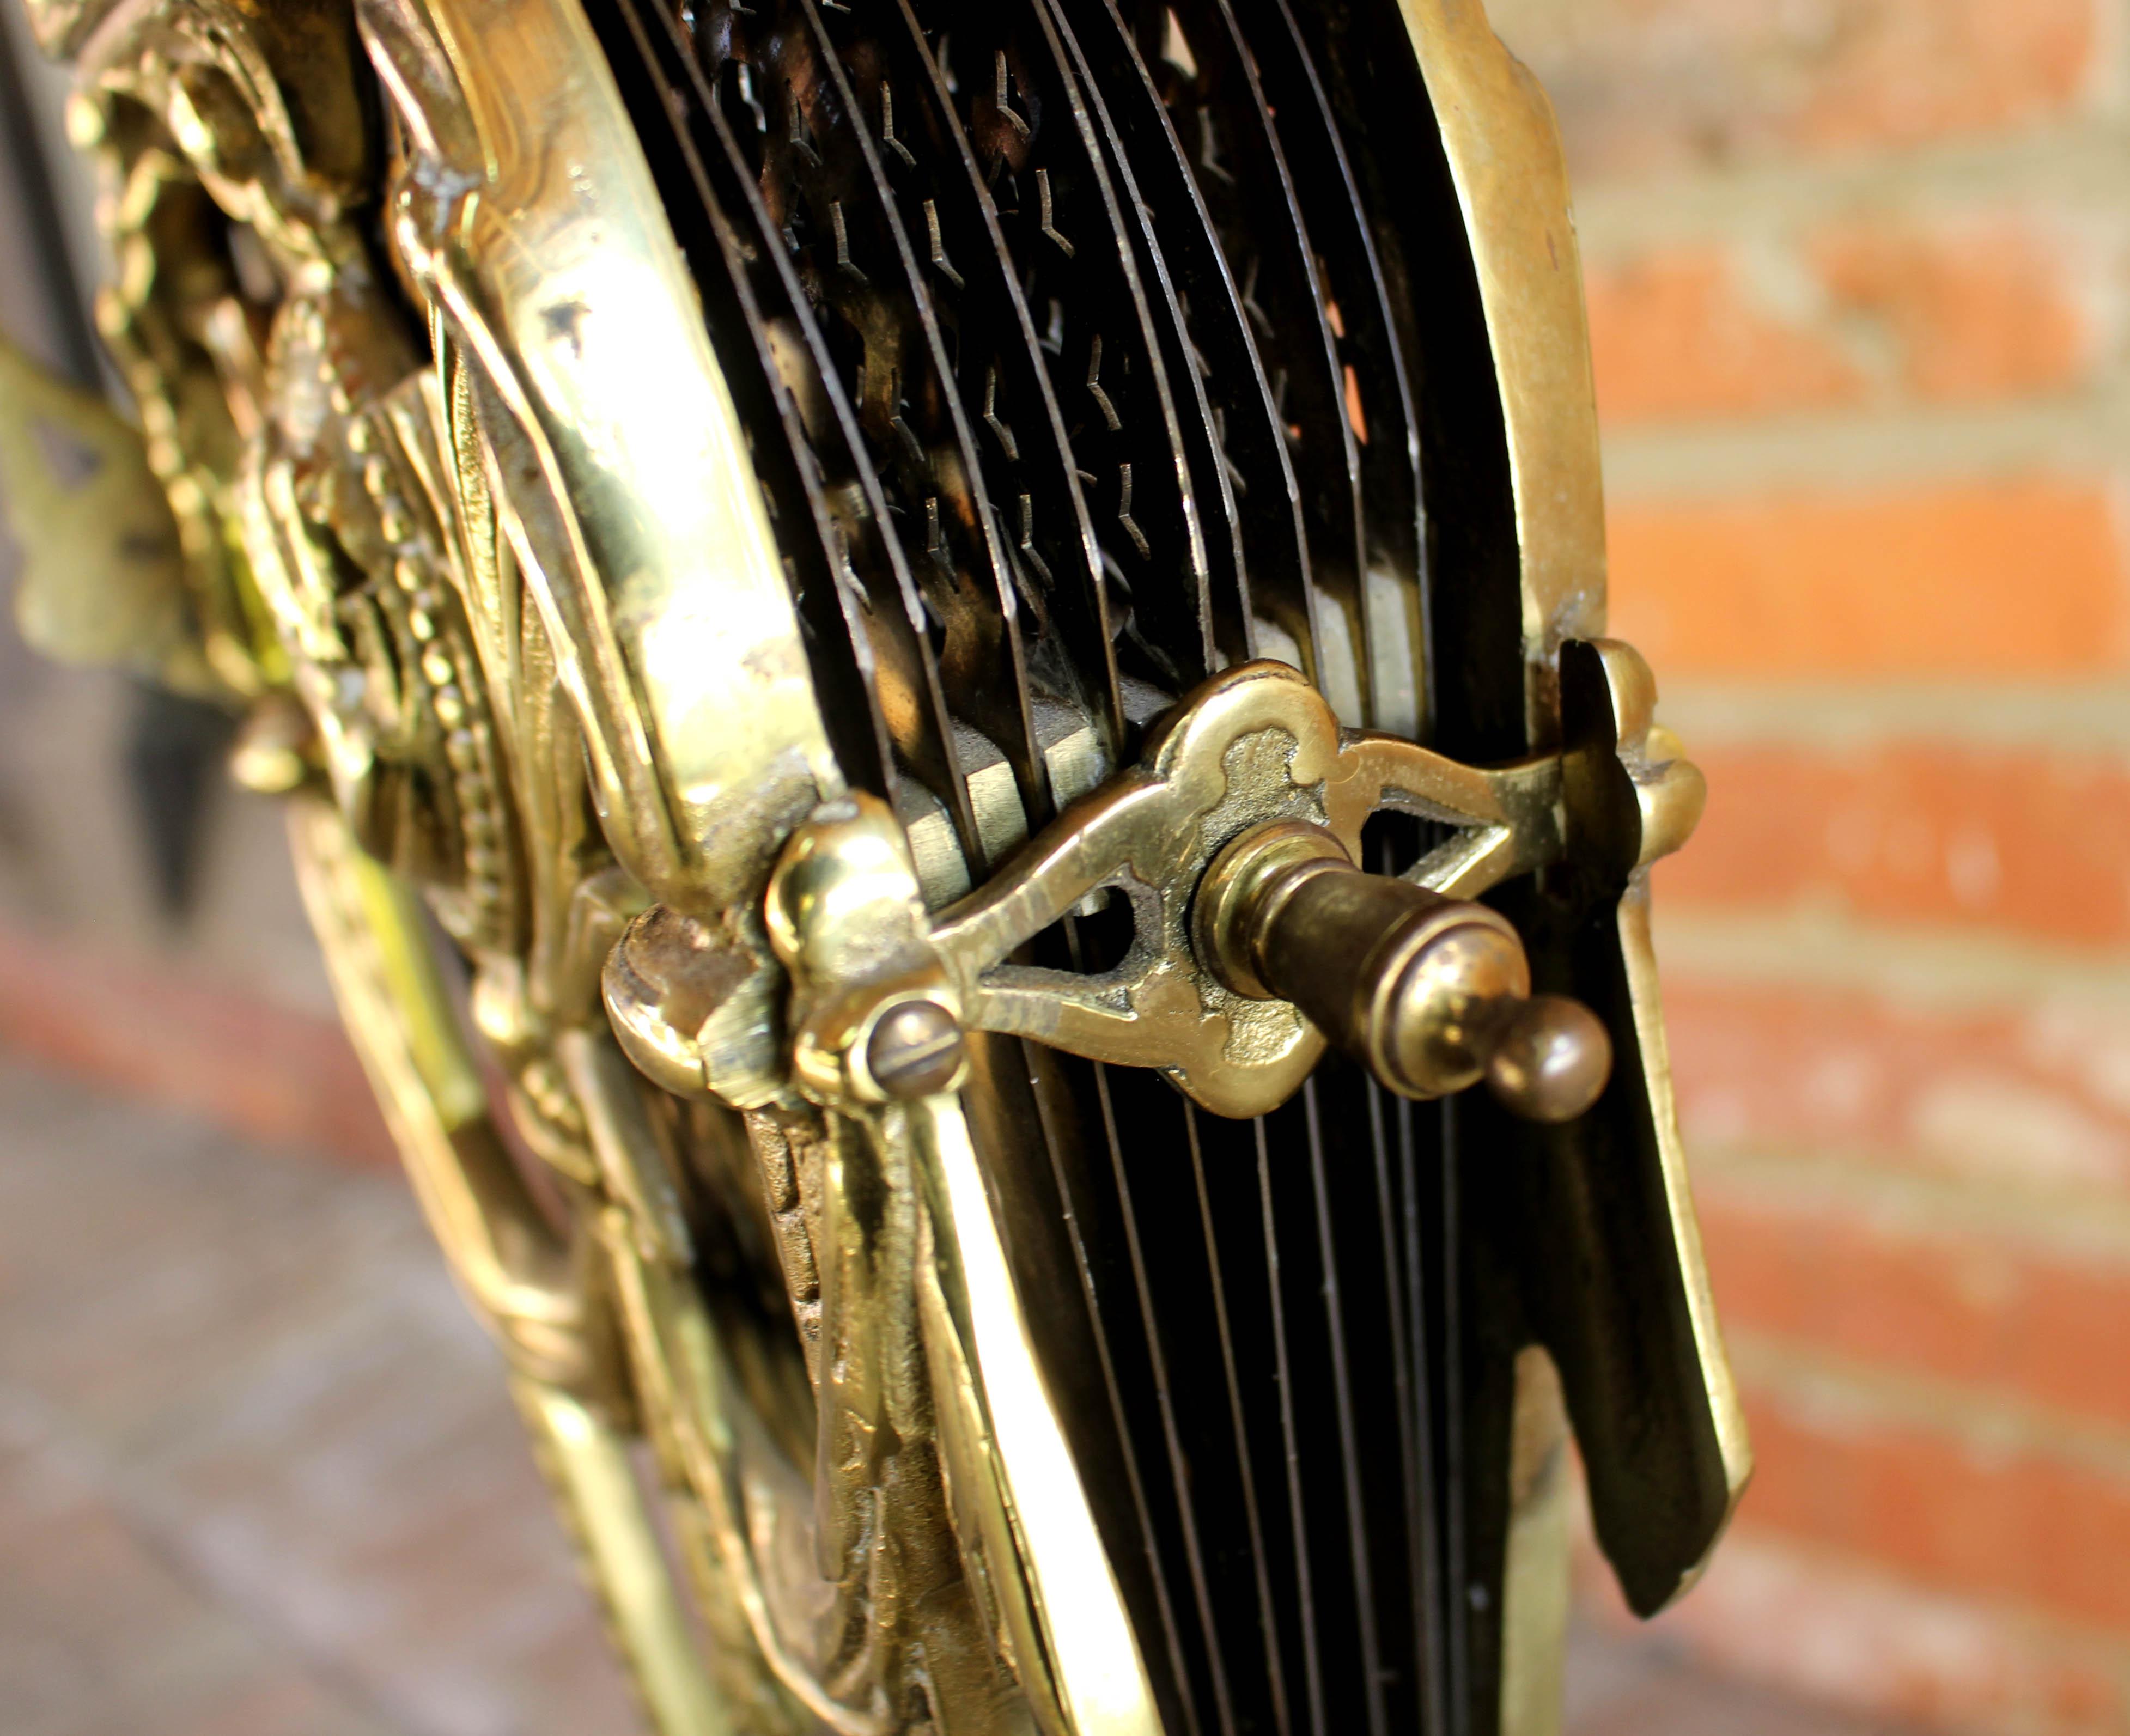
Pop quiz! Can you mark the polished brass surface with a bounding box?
[765,790,1160,1735]
[8,0,1751,1730]
[1192,818,1355,1003]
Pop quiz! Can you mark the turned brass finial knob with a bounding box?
[1195,820,1612,1123]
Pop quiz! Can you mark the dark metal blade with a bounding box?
[910,0,1216,698]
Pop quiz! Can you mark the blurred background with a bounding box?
[3,0,2128,1732]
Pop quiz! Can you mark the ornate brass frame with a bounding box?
[7,0,1750,1729]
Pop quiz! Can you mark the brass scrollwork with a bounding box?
[9,0,1750,1728]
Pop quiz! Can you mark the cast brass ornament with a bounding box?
[7,0,1750,1732]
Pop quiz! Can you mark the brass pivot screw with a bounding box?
[862,997,969,1101]
[1195,820,1612,1123]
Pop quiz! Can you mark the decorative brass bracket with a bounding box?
[615,638,1702,1124]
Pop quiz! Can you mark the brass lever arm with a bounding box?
[612,645,1699,1124]
[919,659,1568,1118]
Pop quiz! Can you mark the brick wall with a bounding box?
[1487,0,2130,1728]
[9,5,2129,1724]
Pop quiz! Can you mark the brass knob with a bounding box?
[1194,820,1611,1123]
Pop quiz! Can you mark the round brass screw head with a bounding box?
[1483,995,1613,1124]
[865,1000,967,1101]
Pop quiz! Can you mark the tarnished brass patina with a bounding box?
[1196,818,1614,1123]
[7,0,1749,1731]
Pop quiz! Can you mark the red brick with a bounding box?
[1737,1385,2130,1636]
[1577,1530,2130,1735]
[1660,974,2130,1196]
[1813,218,2095,406]
[1586,217,2097,427]
[1696,1180,2130,1432]
[0,919,392,1168]
[1493,0,2103,180]
[1608,478,2130,678]
[1586,247,1864,425]
[1665,741,2130,946]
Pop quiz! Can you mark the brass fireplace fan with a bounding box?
[9,0,1749,1731]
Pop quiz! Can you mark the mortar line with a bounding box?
[1651,906,2130,1008]
[1727,1326,2130,1484]
[1598,387,2130,498]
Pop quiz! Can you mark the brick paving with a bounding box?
[0,1047,1903,1736]
[1564,1625,1918,1736]
[0,1053,632,1736]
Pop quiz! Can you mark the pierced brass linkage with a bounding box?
[616,641,1702,1125]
